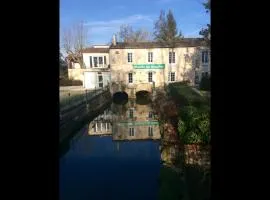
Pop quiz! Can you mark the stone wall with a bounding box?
[184,144,210,170]
[59,89,112,144]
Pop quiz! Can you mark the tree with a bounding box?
[153,9,183,46]
[117,24,151,42]
[59,52,68,78]
[178,106,210,144]
[203,0,211,13]
[62,22,88,68]
[200,0,211,45]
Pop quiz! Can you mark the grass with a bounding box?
[166,82,211,199]
[167,82,210,111]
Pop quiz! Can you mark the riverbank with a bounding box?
[154,82,210,200]
[59,89,112,146]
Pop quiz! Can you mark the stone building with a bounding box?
[109,35,210,96]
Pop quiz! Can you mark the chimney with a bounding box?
[112,34,116,46]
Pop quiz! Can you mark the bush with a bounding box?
[168,83,207,108]
[180,80,190,86]
[60,79,83,86]
[199,76,210,91]
[178,106,210,145]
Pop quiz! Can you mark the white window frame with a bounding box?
[202,51,209,64]
[168,72,176,82]
[129,108,134,119]
[148,52,153,62]
[129,127,135,136]
[169,52,176,63]
[97,72,103,88]
[148,111,153,119]
[148,126,153,137]
[92,56,105,68]
[128,73,133,83]
[148,72,153,82]
[128,53,133,63]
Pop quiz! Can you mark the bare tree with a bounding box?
[117,24,152,42]
[62,22,88,68]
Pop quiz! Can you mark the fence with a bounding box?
[60,86,109,111]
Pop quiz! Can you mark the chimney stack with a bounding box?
[112,34,116,46]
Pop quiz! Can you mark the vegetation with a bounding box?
[158,166,187,200]
[178,106,210,144]
[60,79,83,86]
[154,9,183,46]
[167,82,210,145]
[168,82,208,108]
[59,52,68,78]
[199,0,211,46]
[117,24,152,42]
[199,75,210,91]
[61,21,88,68]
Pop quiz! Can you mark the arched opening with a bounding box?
[113,92,128,105]
[136,90,151,105]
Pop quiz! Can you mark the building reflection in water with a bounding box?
[88,98,161,141]
[88,109,113,135]
[112,99,161,141]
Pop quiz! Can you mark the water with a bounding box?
[60,98,162,200]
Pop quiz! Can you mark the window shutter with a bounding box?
[90,56,92,68]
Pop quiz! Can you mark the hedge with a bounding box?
[60,79,83,86]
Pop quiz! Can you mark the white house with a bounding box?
[67,45,111,89]
[82,46,111,89]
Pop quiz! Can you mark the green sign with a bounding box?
[133,64,165,69]
[117,121,159,126]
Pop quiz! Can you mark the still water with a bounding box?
[60,98,162,200]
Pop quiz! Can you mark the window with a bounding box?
[148,127,153,137]
[98,73,103,88]
[90,56,92,68]
[148,52,153,62]
[149,112,153,119]
[202,51,209,63]
[148,72,153,82]
[129,109,134,118]
[104,56,106,64]
[94,57,98,67]
[169,52,175,63]
[99,57,103,65]
[129,127,135,136]
[168,72,175,82]
[128,73,133,83]
[201,72,209,77]
[128,53,133,63]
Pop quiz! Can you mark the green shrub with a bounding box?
[199,76,210,91]
[60,79,83,86]
[178,106,210,144]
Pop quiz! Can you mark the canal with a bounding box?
[60,94,163,200]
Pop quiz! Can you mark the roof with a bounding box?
[110,38,204,49]
[65,54,81,63]
[82,48,109,53]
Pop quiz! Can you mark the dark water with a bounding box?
[60,99,162,200]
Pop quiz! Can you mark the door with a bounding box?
[98,72,103,88]
[84,72,96,89]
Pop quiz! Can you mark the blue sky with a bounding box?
[60,0,210,45]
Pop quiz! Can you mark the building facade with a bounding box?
[66,39,210,91]
[67,45,111,89]
[109,38,210,96]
